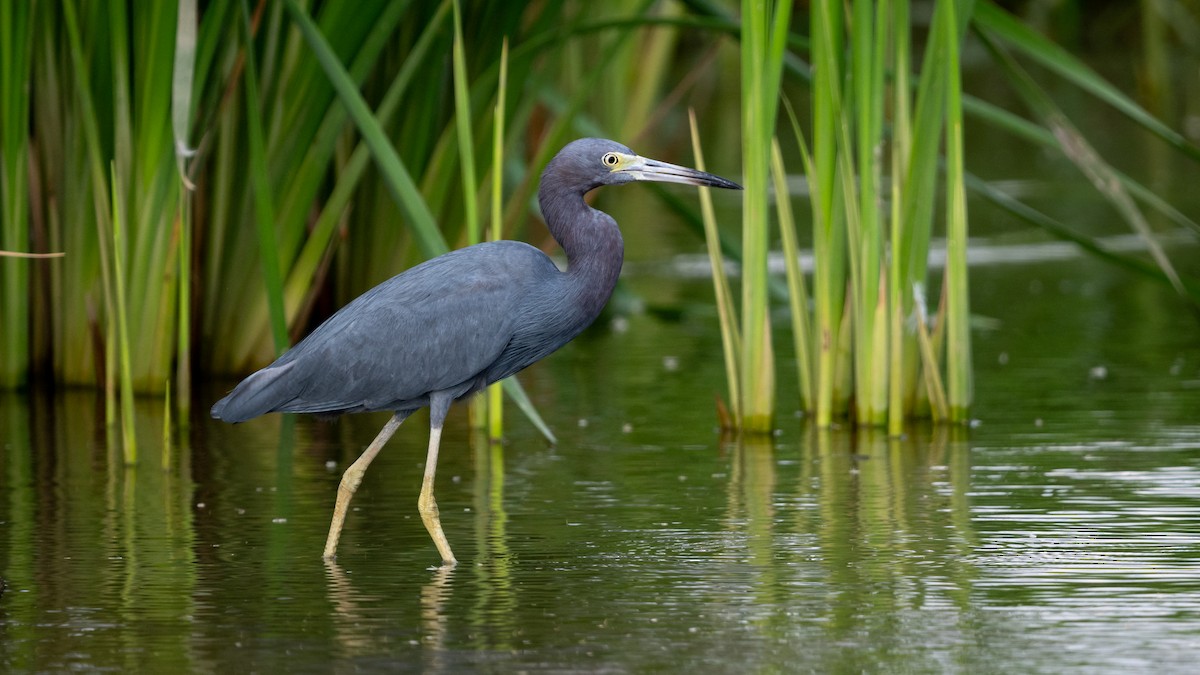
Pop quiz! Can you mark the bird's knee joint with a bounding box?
[339,469,364,494]
[418,493,439,518]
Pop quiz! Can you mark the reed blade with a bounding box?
[111,165,137,463]
[810,0,846,426]
[770,137,813,412]
[739,0,790,432]
[972,0,1200,163]
[690,109,742,425]
[281,0,448,258]
[239,0,288,356]
[0,0,33,387]
[977,26,1191,304]
[487,37,510,443]
[942,0,973,421]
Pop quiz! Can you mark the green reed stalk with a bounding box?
[809,0,846,427]
[964,172,1200,298]
[887,0,912,435]
[0,1,33,387]
[240,0,288,356]
[487,37,509,443]
[452,0,484,430]
[206,0,416,372]
[863,0,891,425]
[173,0,197,417]
[111,166,136,463]
[882,0,907,433]
[913,284,948,421]
[977,28,1188,302]
[942,0,972,422]
[282,0,446,257]
[60,0,119,409]
[172,0,197,187]
[770,138,812,411]
[281,0,449,326]
[690,110,742,425]
[838,0,890,425]
[894,0,952,423]
[117,0,182,393]
[451,0,479,247]
[1139,0,1172,115]
[285,0,556,444]
[176,192,192,413]
[964,2,1200,302]
[971,0,1199,163]
[739,0,791,432]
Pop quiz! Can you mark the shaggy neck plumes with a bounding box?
[537,178,625,317]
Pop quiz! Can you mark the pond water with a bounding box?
[2,242,1199,672]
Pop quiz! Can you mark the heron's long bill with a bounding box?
[624,156,743,190]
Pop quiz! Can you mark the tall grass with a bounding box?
[0,3,34,387]
[110,165,137,463]
[486,38,509,444]
[5,1,1198,447]
[172,0,197,417]
[718,0,1200,432]
[738,0,791,433]
[0,2,673,446]
[943,0,974,422]
[41,0,184,396]
[690,110,742,427]
[746,0,974,430]
[808,0,847,427]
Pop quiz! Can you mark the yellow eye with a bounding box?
[602,152,619,167]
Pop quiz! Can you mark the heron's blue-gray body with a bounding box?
[209,137,740,565]
[211,203,622,422]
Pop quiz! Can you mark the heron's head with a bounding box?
[544,138,742,196]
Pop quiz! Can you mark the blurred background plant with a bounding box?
[1,0,1197,448]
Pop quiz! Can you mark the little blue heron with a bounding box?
[212,138,742,566]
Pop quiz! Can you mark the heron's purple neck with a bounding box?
[538,184,624,317]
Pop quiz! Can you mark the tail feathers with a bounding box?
[211,361,298,423]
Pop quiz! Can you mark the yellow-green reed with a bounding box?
[0,1,33,388]
[240,0,288,357]
[487,37,509,443]
[809,0,847,427]
[942,0,973,421]
[770,137,812,412]
[887,0,912,435]
[285,0,557,443]
[738,0,791,433]
[172,0,196,418]
[451,0,484,431]
[689,110,742,426]
[110,165,136,463]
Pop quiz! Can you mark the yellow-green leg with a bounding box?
[420,394,458,567]
[323,412,407,560]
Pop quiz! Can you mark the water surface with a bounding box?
[3,250,1199,673]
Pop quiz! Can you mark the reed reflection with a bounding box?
[725,423,977,644]
[468,428,517,650]
[0,391,197,672]
[818,425,975,633]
